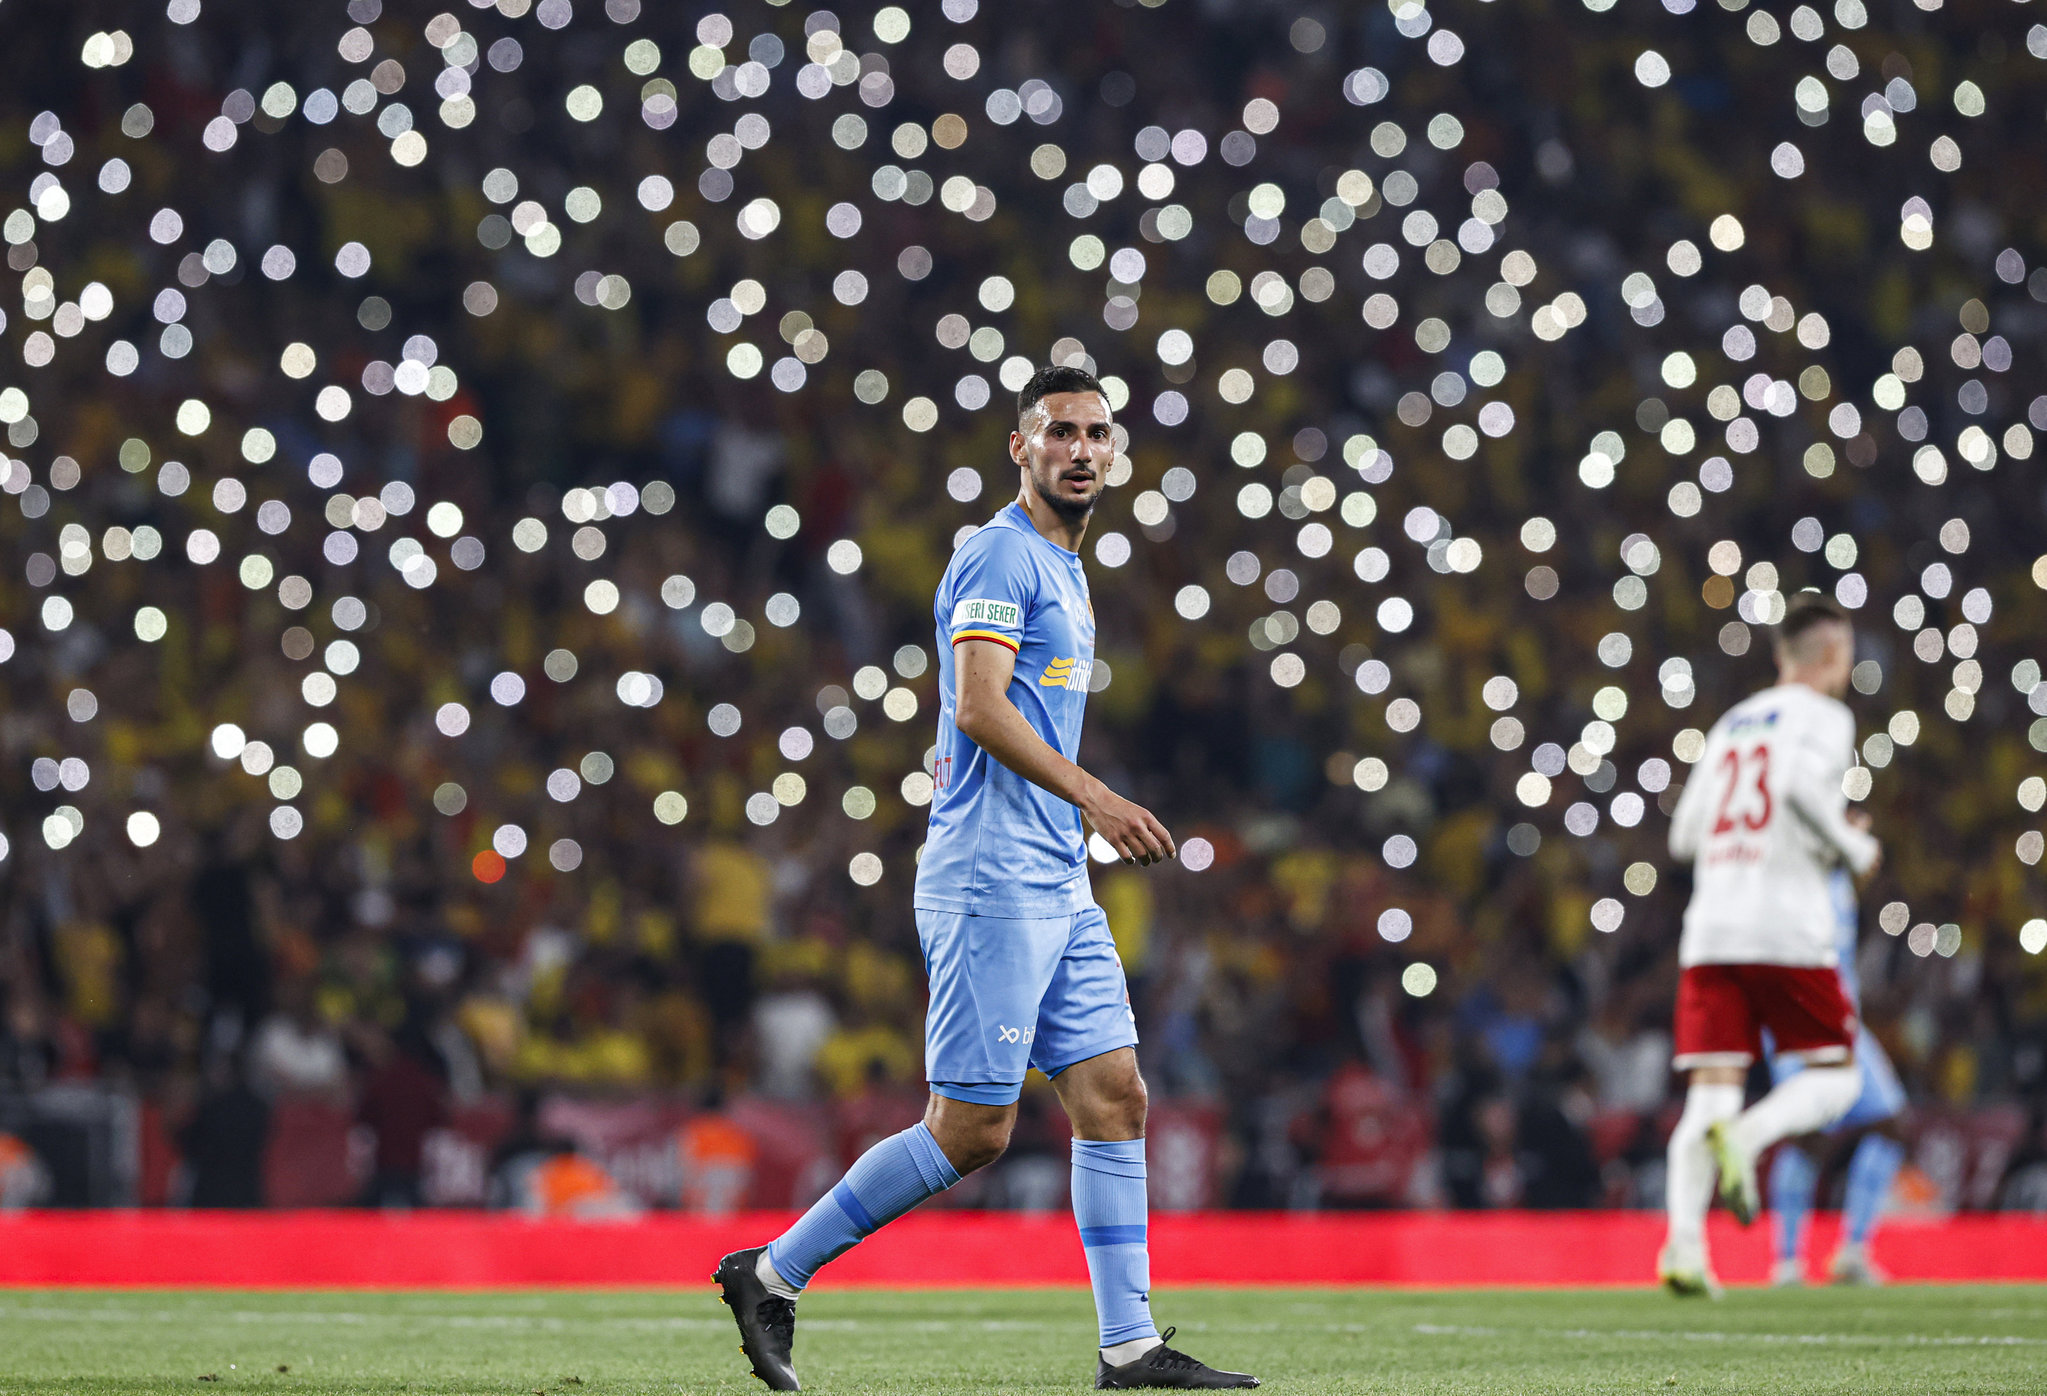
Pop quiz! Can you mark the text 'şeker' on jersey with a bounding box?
[913,501,1098,918]
[1667,682,1880,969]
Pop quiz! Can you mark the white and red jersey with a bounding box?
[1668,682,1879,969]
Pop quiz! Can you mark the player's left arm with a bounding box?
[952,637,1175,867]
[1784,708,1879,876]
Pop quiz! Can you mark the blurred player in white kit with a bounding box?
[1658,594,1880,1295]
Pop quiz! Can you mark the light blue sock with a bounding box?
[1071,1138,1159,1349]
[766,1122,961,1289]
[1843,1134,1905,1246]
[1769,1145,1817,1264]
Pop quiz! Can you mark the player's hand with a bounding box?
[1846,808,1880,883]
[1080,785,1176,866]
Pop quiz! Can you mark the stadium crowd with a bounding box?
[2,0,2045,1213]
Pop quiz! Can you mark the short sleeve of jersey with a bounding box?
[944,528,1035,653]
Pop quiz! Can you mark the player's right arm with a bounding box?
[1666,729,1717,862]
[953,638,1174,865]
[1784,702,1880,877]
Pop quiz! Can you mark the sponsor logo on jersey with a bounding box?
[996,1024,1035,1044]
[951,597,1022,631]
[1039,656,1093,691]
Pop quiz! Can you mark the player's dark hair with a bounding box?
[1016,364,1106,423]
[1774,592,1850,651]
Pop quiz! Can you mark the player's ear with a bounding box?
[1008,429,1026,466]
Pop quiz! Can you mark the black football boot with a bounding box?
[1096,1328,1259,1389]
[712,1247,800,1391]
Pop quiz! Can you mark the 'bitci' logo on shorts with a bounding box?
[996,1024,1036,1044]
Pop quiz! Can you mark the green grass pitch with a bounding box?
[2,1286,2042,1394]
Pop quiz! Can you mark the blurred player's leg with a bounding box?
[1661,1076,1741,1295]
[1826,1028,1907,1284]
[1731,1064,1860,1158]
[1715,965,1861,1222]
[1831,1132,1904,1285]
[1715,1066,1856,1224]
[1665,966,1750,1291]
[1768,1144,1818,1285]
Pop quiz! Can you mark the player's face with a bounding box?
[1011,391,1113,520]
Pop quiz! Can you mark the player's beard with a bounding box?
[1029,467,1100,521]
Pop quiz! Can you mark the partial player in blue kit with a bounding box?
[1764,867,1908,1286]
[713,365,1257,1391]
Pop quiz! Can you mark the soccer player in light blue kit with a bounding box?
[715,366,1257,1391]
[1764,865,1908,1286]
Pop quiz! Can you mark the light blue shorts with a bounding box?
[1767,1023,1906,1131]
[914,905,1138,1105]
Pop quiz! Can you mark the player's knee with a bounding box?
[1109,1068,1148,1135]
[924,1098,1015,1175]
[1072,1061,1147,1139]
[947,1119,1012,1175]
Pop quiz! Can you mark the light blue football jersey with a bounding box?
[912,502,1097,917]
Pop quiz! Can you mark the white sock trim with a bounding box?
[1101,1336,1163,1365]
[756,1249,800,1301]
